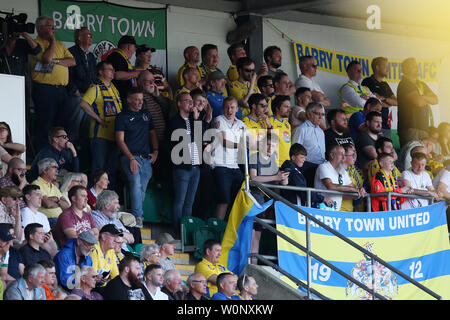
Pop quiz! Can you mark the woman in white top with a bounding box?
[433,164,450,201]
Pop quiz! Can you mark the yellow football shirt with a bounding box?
[228,80,261,118]
[194,258,230,299]
[242,115,269,154]
[269,116,291,167]
[89,243,120,284]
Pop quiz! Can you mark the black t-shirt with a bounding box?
[324,128,354,155]
[362,75,394,129]
[106,51,133,102]
[7,247,24,280]
[19,244,51,267]
[356,132,378,169]
[102,276,149,300]
[397,78,430,132]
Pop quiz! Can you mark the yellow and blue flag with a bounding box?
[218,185,273,275]
[275,201,450,300]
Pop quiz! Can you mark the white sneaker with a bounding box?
[135,217,144,228]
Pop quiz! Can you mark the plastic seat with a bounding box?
[180,216,205,250]
[193,225,217,260]
[206,217,227,242]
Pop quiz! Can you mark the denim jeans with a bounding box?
[172,166,200,230]
[121,155,152,218]
[91,138,119,189]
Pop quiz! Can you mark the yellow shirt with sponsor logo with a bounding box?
[89,243,120,284]
[30,37,73,86]
[226,64,239,83]
[269,116,291,167]
[228,80,261,118]
[32,177,63,219]
[194,258,230,299]
[242,115,269,154]
[81,82,122,141]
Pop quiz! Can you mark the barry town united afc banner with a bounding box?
[275,201,450,300]
[40,0,167,75]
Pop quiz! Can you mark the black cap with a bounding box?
[99,224,123,236]
[0,226,15,242]
[136,44,156,56]
[118,35,137,47]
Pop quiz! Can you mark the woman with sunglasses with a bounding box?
[0,122,26,178]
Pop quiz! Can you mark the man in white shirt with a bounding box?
[314,145,364,210]
[338,60,376,115]
[295,55,330,107]
[142,263,168,300]
[401,152,440,209]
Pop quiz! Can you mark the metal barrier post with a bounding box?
[387,192,392,211]
[306,216,311,299]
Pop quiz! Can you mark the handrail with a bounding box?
[250,180,443,300]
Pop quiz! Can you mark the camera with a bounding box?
[0,12,35,37]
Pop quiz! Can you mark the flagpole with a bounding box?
[242,127,250,192]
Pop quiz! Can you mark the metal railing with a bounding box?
[249,180,443,300]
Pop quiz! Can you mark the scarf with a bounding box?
[111,48,136,86]
[95,79,121,117]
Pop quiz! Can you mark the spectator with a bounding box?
[89,224,123,286]
[295,55,330,106]
[206,70,228,118]
[19,223,51,266]
[67,27,97,144]
[38,259,66,300]
[71,265,104,300]
[289,87,311,129]
[433,164,450,201]
[338,60,375,116]
[139,243,161,277]
[192,89,213,124]
[90,190,136,248]
[52,185,98,248]
[59,172,88,208]
[314,145,365,211]
[341,143,365,212]
[228,57,260,118]
[79,61,122,189]
[20,185,57,257]
[53,230,96,291]
[397,57,438,147]
[0,122,26,177]
[324,109,354,154]
[211,272,240,300]
[355,111,382,170]
[86,170,109,210]
[237,274,258,300]
[185,272,208,300]
[273,71,296,96]
[0,186,23,241]
[371,153,411,211]
[362,57,398,138]
[106,35,141,102]
[29,15,76,151]
[280,143,333,208]
[401,152,440,209]
[3,263,46,300]
[156,233,178,273]
[348,97,382,141]
[243,93,272,154]
[226,42,247,83]
[257,75,276,113]
[176,66,202,96]
[115,87,159,228]
[198,44,224,89]
[210,97,248,220]
[141,264,168,300]
[264,45,284,77]
[102,255,149,300]
[292,102,326,186]
[177,46,201,88]
[161,269,185,300]
[27,127,79,183]
[194,238,231,299]
[269,95,292,167]
[438,122,450,156]
[168,92,206,231]
[0,224,20,286]
[367,136,401,184]
[0,158,29,205]
[135,44,173,100]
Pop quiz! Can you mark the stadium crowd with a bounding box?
[0,14,449,300]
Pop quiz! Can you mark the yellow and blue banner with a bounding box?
[218,186,273,275]
[293,41,440,83]
[275,201,450,300]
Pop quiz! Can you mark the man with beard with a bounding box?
[367,136,402,184]
[355,111,383,171]
[314,145,365,211]
[103,255,151,300]
[324,109,354,155]
[264,45,284,77]
[0,158,28,209]
[269,95,292,167]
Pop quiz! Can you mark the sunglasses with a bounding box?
[56,135,69,139]
[244,68,255,73]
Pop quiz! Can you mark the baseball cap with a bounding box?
[0,226,15,242]
[156,232,179,246]
[118,35,137,47]
[208,70,226,82]
[136,44,156,56]
[78,231,97,245]
[100,224,124,237]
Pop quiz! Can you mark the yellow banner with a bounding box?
[293,41,439,82]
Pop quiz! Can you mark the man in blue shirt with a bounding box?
[115,87,159,228]
[27,127,79,183]
[348,97,382,141]
[210,272,241,300]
